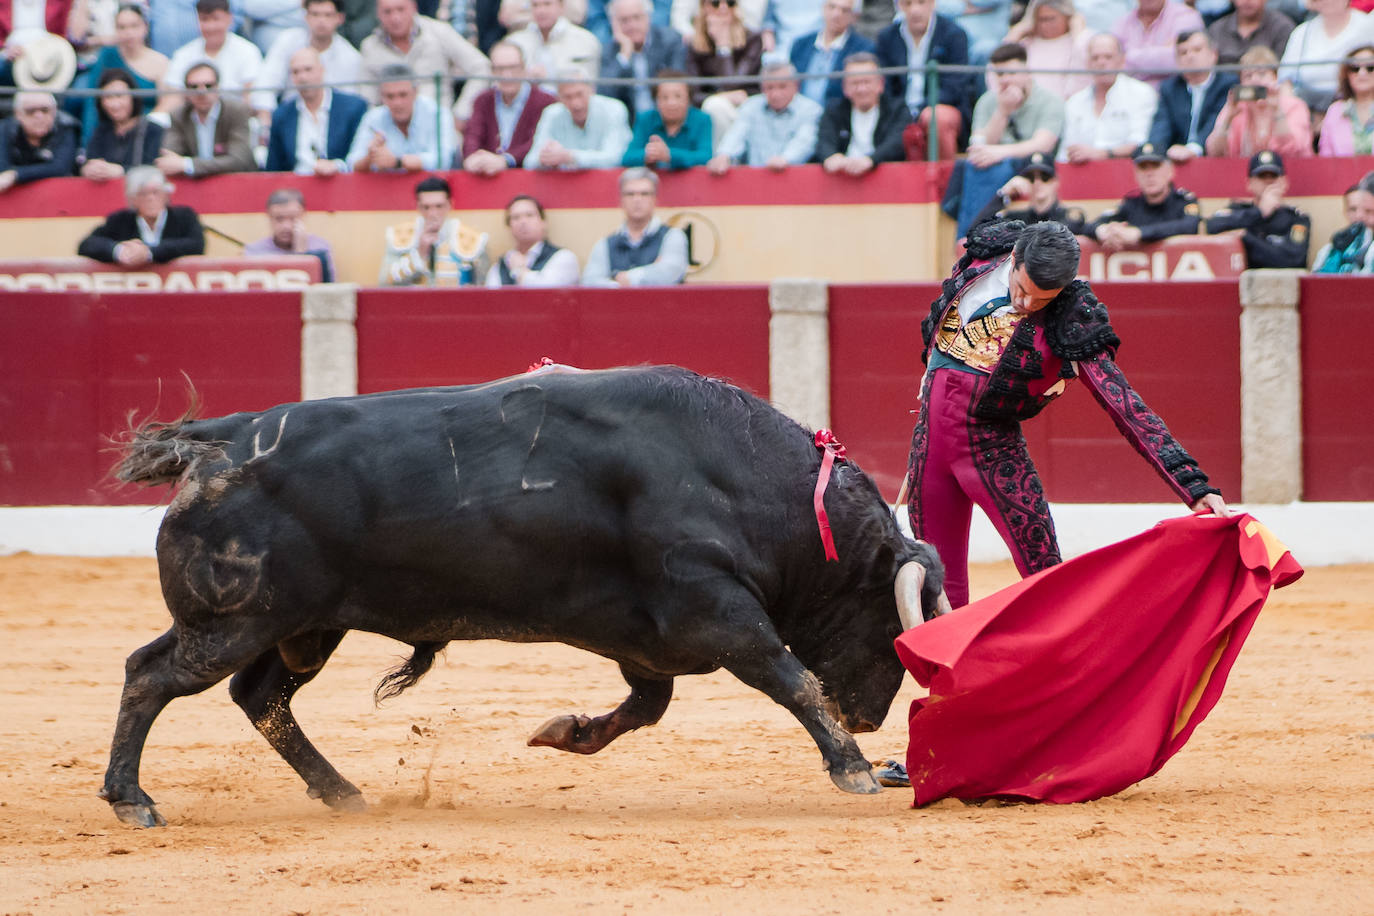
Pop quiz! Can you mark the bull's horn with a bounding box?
[894,561,926,631]
[936,590,954,617]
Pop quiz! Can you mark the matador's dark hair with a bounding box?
[1013,221,1080,291]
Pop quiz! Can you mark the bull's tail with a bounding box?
[375,641,448,704]
[113,391,227,487]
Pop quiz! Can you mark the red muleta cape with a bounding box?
[894,512,1303,806]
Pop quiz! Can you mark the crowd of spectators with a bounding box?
[8,0,1374,277]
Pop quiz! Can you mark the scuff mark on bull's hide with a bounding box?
[245,411,289,465]
[181,537,265,614]
[663,539,738,582]
[499,385,557,493]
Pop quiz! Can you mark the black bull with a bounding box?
[101,366,946,827]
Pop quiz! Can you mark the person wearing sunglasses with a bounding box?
[1318,44,1374,155]
[966,153,1088,237]
[0,89,80,192]
[686,0,764,145]
[156,60,258,177]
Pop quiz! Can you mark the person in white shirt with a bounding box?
[506,0,602,90]
[1278,0,1374,112]
[159,0,269,123]
[707,60,822,172]
[487,194,582,286]
[1059,32,1157,163]
[358,0,491,125]
[257,0,364,111]
[582,167,689,286]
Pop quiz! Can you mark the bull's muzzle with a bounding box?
[894,561,952,631]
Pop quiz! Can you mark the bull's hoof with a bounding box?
[112,801,166,828]
[829,764,882,795]
[528,714,597,754]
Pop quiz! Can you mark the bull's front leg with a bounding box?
[528,666,674,754]
[724,643,881,794]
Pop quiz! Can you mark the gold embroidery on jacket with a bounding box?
[933,301,1025,371]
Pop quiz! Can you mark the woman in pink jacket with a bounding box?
[1206,46,1313,159]
[1319,44,1374,155]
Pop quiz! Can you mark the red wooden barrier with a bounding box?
[1299,276,1374,501]
[829,281,1243,504]
[0,291,301,506]
[355,286,771,396]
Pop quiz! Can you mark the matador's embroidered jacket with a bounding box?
[917,219,1220,504]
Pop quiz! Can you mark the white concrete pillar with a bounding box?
[768,278,830,430]
[301,283,359,401]
[1238,269,1304,503]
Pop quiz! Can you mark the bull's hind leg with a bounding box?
[227,629,364,811]
[528,665,673,754]
[101,628,266,827]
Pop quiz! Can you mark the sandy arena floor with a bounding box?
[1,554,1371,915]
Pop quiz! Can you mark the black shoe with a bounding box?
[873,759,910,788]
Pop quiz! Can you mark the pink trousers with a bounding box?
[905,369,1061,607]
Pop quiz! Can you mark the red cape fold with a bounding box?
[894,513,1303,806]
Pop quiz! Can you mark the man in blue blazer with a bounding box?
[875,0,973,158]
[790,0,876,106]
[266,48,370,174]
[1146,29,1236,163]
[598,0,687,126]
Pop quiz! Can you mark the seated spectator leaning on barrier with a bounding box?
[1207,0,1294,66]
[1204,151,1310,269]
[816,51,910,175]
[1205,46,1311,159]
[1145,29,1236,164]
[506,0,602,90]
[790,0,874,107]
[243,187,338,281]
[877,0,970,161]
[525,65,633,167]
[1090,142,1201,250]
[266,47,370,173]
[77,165,206,264]
[967,153,1088,235]
[348,63,457,171]
[600,0,687,125]
[487,194,582,286]
[461,41,557,173]
[1318,44,1374,156]
[159,0,268,122]
[156,62,259,177]
[1112,0,1203,86]
[707,60,821,172]
[258,0,364,112]
[1059,32,1157,163]
[965,43,1063,171]
[622,68,713,167]
[1313,171,1374,273]
[381,174,491,285]
[81,68,165,181]
[358,0,491,130]
[0,90,78,192]
[686,0,766,145]
[582,166,688,285]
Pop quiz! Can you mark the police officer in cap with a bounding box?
[1205,151,1310,269]
[968,152,1090,236]
[1090,142,1201,251]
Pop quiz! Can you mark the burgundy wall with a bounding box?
[12,277,1372,508]
[0,292,301,505]
[829,281,1243,504]
[355,286,771,395]
[1299,277,1374,501]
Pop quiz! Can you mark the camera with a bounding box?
[1235,85,1268,102]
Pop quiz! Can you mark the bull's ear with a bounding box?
[873,541,898,580]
